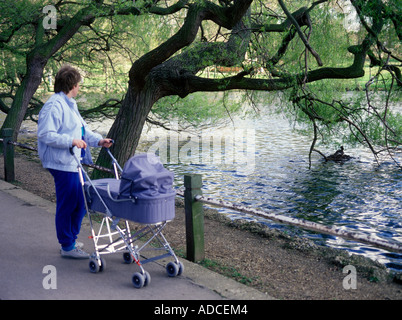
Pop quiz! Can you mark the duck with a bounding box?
[330,146,344,158]
[326,146,351,162]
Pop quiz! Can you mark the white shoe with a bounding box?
[61,247,90,259]
[75,242,84,249]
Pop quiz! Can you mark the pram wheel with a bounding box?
[132,272,144,288]
[144,271,151,287]
[177,261,184,275]
[166,261,184,277]
[132,271,151,289]
[89,256,106,273]
[123,251,134,264]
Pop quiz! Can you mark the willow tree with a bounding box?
[1,1,400,169]
[1,1,95,142]
[98,0,401,170]
[0,0,143,142]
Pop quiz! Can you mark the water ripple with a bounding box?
[165,114,402,272]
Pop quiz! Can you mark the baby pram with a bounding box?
[71,147,183,288]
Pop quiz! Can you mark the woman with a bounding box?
[37,65,113,259]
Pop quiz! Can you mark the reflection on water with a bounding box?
[155,114,402,272]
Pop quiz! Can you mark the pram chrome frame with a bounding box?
[71,147,183,288]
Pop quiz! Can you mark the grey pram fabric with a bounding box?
[85,153,176,224]
[119,153,174,199]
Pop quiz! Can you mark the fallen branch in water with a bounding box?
[176,189,402,254]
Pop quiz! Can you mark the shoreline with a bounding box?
[1,152,402,299]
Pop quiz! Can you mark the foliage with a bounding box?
[0,0,401,167]
[151,91,243,128]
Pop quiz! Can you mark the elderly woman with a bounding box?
[38,65,113,259]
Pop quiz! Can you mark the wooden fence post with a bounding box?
[184,174,205,262]
[1,128,15,182]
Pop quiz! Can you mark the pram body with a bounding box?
[86,178,175,223]
[73,149,183,288]
[85,153,176,224]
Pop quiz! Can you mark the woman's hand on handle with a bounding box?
[99,138,113,148]
[72,139,87,149]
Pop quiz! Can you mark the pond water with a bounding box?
[138,110,402,272]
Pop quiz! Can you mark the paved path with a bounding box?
[0,179,272,301]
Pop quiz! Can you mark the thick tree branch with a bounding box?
[250,6,311,32]
[177,42,367,94]
[278,0,323,66]
[174,0,392,97]
[129,0,252,91]
[266,26,297,70]
[148,0,189,15]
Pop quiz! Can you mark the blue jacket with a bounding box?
[37,92,103,172]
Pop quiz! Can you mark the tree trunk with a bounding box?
[93,83,159,178]
[0,57,46,142]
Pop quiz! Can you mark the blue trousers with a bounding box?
[49,169,86,251]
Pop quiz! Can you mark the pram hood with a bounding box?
[119,153,175,199]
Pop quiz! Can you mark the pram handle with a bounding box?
[69,145,114,218]
[69,139,115,155]
[70,141,122,179]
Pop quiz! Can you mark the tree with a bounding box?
[98,0,401,171]
[0,0,142,143]
[1,1,400,171]
[1,0,91,142]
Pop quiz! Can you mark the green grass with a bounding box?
[200,258,259,286]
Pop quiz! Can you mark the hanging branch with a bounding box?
[308,118,319,168]
[277,0,323,66]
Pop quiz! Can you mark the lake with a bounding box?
[138,109,402,272]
